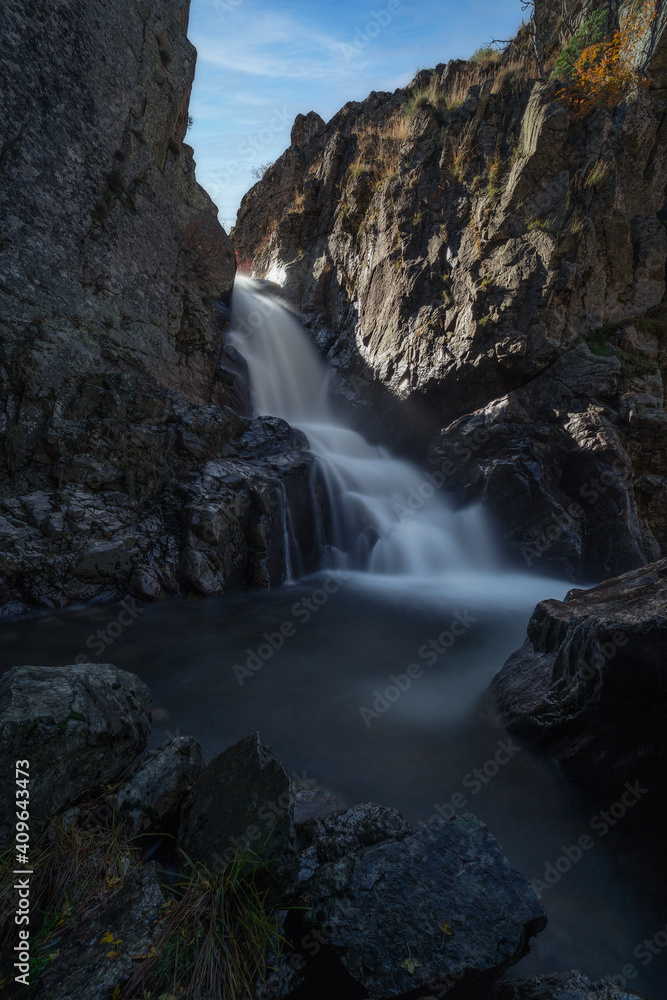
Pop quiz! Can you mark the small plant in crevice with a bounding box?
[585,158,613,188]
[123,854,285,1000]
[251,162,274,181]
[555,1,657,116]
[0,808,142,989]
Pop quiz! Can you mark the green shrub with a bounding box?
[553,10,608,80]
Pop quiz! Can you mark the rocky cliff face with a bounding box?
[0,0,318,614]
[232,0,667,578]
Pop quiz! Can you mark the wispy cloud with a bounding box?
[187,0,525,224]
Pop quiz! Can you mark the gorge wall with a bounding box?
[233,0,667,579]
[0,0,318,615]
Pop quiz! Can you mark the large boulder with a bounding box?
[492,559,667,786]
[178,732,297,890]
[0,663,151,838]
[429,345,660,580]
[296,814,546,999]
[109,736,204,833]
[492,971,649,999]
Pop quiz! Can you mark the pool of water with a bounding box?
[1,570,665,997]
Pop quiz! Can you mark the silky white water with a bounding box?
[231,277,497,576]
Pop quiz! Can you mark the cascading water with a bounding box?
[231,276,497,577]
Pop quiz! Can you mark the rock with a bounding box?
[296,814,546,999]
[296,803,411,881]
[491,559,667,786]
[109,736,204,832]
[492,971,649,1000]
[291,111,326,149]
[0,664,151,839]
[0,379,319,613]
[32,861,166,1000]
[429,345,660,579]
[0,2,322,618]
[178,733,298,890]
[0,0,235,407]
[619,325,659,359]
[232,20,667,455]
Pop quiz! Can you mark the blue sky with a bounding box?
[186,0,526,230]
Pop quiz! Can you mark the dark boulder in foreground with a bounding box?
[0,663,151,839]
[178,732,298,889]
[492,559,667,786]
[492,971,649,999]
[296,813,546,999]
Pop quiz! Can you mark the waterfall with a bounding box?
[230,277,497,577]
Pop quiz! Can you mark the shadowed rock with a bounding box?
[110,735,204,833]
[178,732,298,890]
[0,663,151,839]
[492,559,667,786]
[295,814,546,999]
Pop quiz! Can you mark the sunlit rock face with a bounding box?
[232,4,667,560]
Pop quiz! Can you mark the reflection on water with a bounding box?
[1,571,665,997]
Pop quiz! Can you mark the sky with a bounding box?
[186,0,526,230]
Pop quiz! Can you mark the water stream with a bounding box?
[231,276,496,575]
[0,279,664,995]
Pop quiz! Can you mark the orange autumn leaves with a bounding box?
[557,1,657,116]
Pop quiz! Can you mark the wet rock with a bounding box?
[0,381,318,614]
[32,861,166,1000]
[0,663,151,839]
[492,971,650,1000]
[492,559,667,786]
[429,346,659,580]
[110,736,204,833]
[178,733,298,891]
[296,814,546,999]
